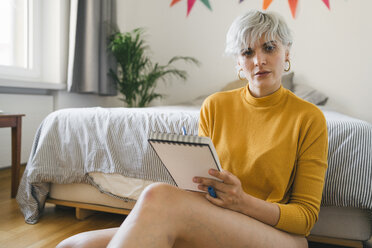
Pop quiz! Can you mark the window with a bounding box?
[0,0,28,68]
[0,0,40,80]
[0,0,68,90]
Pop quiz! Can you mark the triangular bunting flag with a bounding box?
[263,0,273,10]
[170,0,182,7]
[187,0,197,16]
[200,0,212,10]
[170,0,332,18]
[288,0,298,18]
[322,0,330,10]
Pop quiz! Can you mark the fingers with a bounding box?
[208,169,236,185]
[194,177,226,192]
[193,169,239,190]
[205,187,239,209]
[192,170,227,185]
[198,184,224,204]
[197,184,217,192]
[205,193,225,206]
[193,170,245,211]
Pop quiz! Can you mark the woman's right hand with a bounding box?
[193,169,249,214]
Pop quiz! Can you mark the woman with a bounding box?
[58,10,327,248]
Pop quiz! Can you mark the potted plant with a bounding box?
[108,28,199,107]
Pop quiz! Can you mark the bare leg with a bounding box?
[56,227,118,248]
[108,183,308,248]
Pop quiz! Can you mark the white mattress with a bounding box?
[88,172,155,200]
[49,183,136,210]
[49,172,157,209]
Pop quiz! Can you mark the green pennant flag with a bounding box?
[200,0,212,10]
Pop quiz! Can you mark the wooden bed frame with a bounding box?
[46,198,131,220]
[46,198,364,248]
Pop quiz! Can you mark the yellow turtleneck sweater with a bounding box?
[198,85,328,236]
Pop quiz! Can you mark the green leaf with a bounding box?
[107,28,200,107]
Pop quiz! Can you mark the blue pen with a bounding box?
[182,126,187,135]
[208,186,217,198]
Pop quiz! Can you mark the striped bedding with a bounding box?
[320,109,372,208]
[16,106,372,224]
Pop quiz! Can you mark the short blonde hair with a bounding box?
[225,10,293,56]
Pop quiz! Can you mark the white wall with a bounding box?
[0,94,53,168]
[53,91,122,109]
[116,0,372,123]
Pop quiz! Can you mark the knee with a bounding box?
[139,183,180,209]
[56,235,79,248]
[56,232,94,248]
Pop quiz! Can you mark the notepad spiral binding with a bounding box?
[149,132,206,146]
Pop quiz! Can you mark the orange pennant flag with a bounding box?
[322,0,330,10]
[170,0,182,7]
[288,0,298,18]
[263,0,273,10]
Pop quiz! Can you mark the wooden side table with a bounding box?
[0,113,25,198]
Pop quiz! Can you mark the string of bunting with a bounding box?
[170,0,331,18]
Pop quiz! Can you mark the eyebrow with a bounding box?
[263,40,277,46]
[240,48,251,53]
[240,40,278,53]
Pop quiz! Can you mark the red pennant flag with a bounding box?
[187,0,196,16]
[288,0,298,18]
[170,0,182,7]
[322,0,330,10]
[263,0,273,10]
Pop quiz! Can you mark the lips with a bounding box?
[255,70,270,76]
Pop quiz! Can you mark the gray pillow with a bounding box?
[292,83,328,106]
[190,94,209,106]
[282,71,294,91]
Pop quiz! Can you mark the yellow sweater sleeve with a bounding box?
[274,113,328,236]
[198,97,211,137]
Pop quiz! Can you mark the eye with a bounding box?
[264,43,276,53]
[242,48,254,57]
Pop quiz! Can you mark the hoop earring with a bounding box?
[238,68,245,81]
[284,60,291,72]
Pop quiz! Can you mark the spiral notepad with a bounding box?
[148,132,222,192]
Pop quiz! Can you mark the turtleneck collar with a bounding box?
[241,85,287,107]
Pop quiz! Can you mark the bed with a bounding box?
[16,88,372,247]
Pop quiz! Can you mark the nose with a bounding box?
[253,51,266,66]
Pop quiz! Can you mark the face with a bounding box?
[237,36,289,97]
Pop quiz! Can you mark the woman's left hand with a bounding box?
[193,169,247,213]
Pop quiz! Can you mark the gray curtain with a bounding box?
[67,0,117,95]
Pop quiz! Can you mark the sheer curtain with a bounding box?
[67,0,117,95]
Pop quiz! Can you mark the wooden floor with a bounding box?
[0,166,355,248]
[0,167,125,248]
